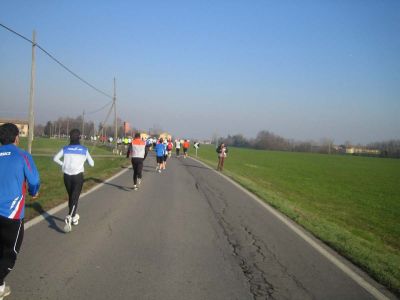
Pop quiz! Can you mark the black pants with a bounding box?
[131,158,144,185]
[176,148,180,156]
[64,173,84,217]
[0,216,24,285]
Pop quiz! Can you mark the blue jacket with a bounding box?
[155,143,165,157]
[0,144,40,219]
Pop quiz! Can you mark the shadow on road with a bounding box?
[183,163,212,171]
[142,165,156,173]
[84,177,132,191]
[26,202,65,234]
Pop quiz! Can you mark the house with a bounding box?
[0,119,29,137]
[158,132,172,141]
[346,147,380,155]
[140,132,149,140]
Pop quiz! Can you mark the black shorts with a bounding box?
[163,155,168,162]
[183,148,188,153]
[157,156,163,164]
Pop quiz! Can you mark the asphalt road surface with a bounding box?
[7,154,395,299]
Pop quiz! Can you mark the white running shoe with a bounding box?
[64,215,72,233]
[138,179,142,185]
[158,169,161,173]
[0,284,11,299]
[72,214,80,226]
[133,185,138,190]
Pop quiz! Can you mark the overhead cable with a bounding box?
[0,22,113,99]
[86,101,113,115]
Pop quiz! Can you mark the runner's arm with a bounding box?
[24,153,40,196]
[86,151,95,167]
[53,149,64,167]
[126,143,132,158]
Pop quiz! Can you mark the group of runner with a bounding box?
[0,121,198,299]
[0,123,95,299]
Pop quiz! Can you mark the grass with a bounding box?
[18,137,130,220]
[195,144,400,295]
[20,137,114,155]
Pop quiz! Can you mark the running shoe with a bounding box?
[133,185,138,190]
[72,214,80,226]
[64,215,72,233]
[158,169,161,173]
[0,284,11,299]
[138,179,142,185]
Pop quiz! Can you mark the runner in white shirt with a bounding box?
[175,139,181,157]
[54,129,94,233]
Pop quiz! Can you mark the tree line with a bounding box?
[216,130,400,158]
[34,116,133,139]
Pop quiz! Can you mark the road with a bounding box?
[7,154,394,299]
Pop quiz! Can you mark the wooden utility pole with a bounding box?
[27,30,36,154]
[82,110,85,144]
[113,77,117,149]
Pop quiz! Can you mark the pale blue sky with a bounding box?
[1,0,399,144]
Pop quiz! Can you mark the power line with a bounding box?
[86,101,113,115]
[0,23,32,44]
[0,23,113,99]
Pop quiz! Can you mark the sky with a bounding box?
[1,0,399,144]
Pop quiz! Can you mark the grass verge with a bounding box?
[19,138,130,220]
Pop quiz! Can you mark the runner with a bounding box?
[54,129,94,233]
[155,138,165,173]
[162,139,168,169]
[175,139,181,157]
[167,139,173,158]
[183,139,190,158]
[216,143,228,171]
[0,123,40,300]
[126,133,147,190]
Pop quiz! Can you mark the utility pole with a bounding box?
[66,119,69,138]
[27,30,36,154]
[113,77,117,150]
[82,110,85,144]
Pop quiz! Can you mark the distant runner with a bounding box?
[167,139,173,158]
[0,123,40,300]
[126,133,148,190]
[163,139,168,169]
[54,129,94,233]
[183,139,190,158]
[175,139,181,157]
[216,143,228,171]
[155,138,166,173]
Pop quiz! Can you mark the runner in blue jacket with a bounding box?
[0,123,40,299]
[154,138,166,173]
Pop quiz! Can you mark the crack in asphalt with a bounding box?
[194,178,275,299]
[189,163,315,300]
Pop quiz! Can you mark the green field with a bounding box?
[196,144,400,294]
[18,137,129,220]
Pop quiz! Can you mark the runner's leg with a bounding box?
[0,217,23,286]
[137,158,144,181]
[63,174,74,215]
[69,173,84,217]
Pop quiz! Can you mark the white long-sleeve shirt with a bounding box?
[54,144,94,175]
